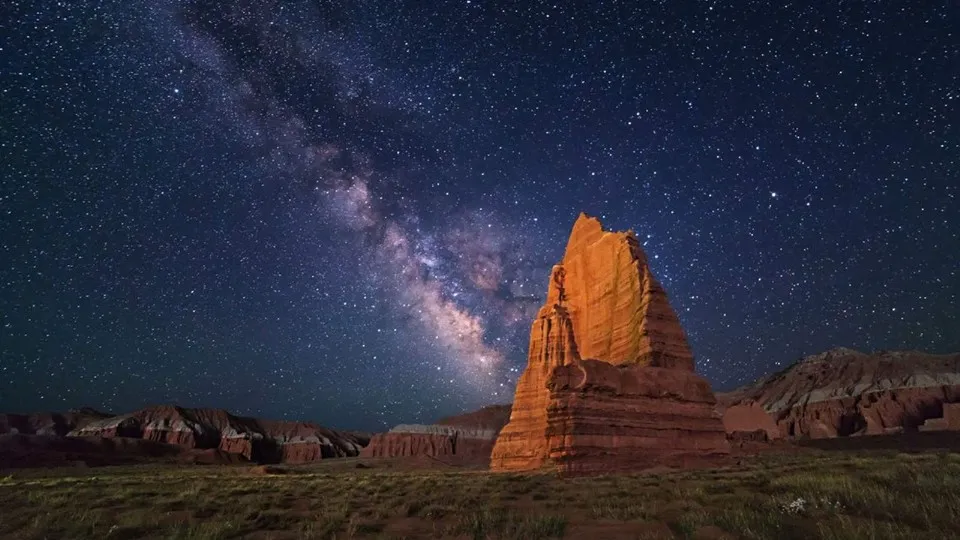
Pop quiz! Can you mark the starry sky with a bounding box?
[2,1,957,431]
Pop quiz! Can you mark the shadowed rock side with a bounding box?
[70,405,366,463]
[921,403,960,431]
[721,402,782,442]
[0,434,249,469]
[436,404,512,431]
[491,213,728,473]
[489,305,581,471]
[361,405,511,464]
[720,348,960,439]
[0,408,111,437]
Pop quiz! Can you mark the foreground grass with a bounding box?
[1,451,959,539]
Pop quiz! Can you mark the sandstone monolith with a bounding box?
[490,213,728,473]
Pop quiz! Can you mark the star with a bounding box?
[0,0,955,430]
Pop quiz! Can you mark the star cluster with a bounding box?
[1,1,957,431]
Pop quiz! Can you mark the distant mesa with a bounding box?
[70,405,367,463]
[490,212,730,474]
[435,403,513,432]
[0,405,366,469]
[361,405,511,466]
[718,347,960,440]
[0,408,111,438]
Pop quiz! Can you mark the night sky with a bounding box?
[2,1,957,431]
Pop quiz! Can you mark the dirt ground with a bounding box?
[1,448,959,539]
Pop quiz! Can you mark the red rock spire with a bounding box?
[490,213,728,473]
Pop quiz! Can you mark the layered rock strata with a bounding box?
[490,213,728,473]
[70,405,366,463]
[720,348,960,439]
[361,405,511,462]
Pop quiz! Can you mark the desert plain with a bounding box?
[3,440,960,540]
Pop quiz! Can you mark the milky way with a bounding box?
[1,1,957,430]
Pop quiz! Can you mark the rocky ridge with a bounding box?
[1,404,366,468]
[0,408,111,437]
[69,405,366,463]
[720,348,960,439]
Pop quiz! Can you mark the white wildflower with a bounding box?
[782,497,807,514]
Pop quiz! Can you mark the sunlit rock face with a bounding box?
[490,213,728,473]
[556,213,695,371]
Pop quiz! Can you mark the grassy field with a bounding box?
[1,450,959,539]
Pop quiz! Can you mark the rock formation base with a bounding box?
[492,360,728,473]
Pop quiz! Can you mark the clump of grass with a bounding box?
[398,500,423,517]
[164,520,241,540]
[311,504,349,539]
[243,508,298,529]
[817,515,917,540]
[414,503,454,519]
[713,505,793,540]
[591,500,654,521]
[703,482,736,495]
[516,514,567,539]
[452,508,565,540]
[668,509,712,537]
